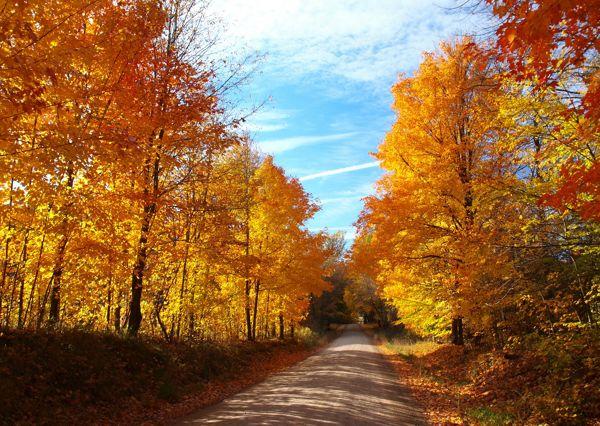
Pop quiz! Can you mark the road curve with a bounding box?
[178,324,426,425]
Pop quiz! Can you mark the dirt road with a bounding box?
[179,324,425,425]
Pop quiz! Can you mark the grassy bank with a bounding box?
[0,328,328,424]
[365,325,600,425]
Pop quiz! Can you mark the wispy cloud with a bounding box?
[258,132,357,154]
[319,195,364,205]
[207,1,484,240]
[338,181,378,197]
[299,161,380,181]
[245,122,288,133]
[244,109,293,133]
[211,0,484,90]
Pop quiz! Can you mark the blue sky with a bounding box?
[210,0,485,241]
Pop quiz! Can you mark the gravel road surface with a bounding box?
[179,324,426,425]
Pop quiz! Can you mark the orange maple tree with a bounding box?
[487,0,600,219]
[0,0,330,342]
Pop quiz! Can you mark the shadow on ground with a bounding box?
[178,325,426,425]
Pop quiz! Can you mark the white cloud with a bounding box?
[245,122,287,133]
[338,181,378,197]
[299,161,380,181]
[258,132,357,154]
[244,109,293,133]
[252,110,293,121]
[319,196,364,205]
[210,0,484,88]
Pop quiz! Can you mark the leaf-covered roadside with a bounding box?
[0,328,328,425]
[369,327,600,425]
[348,6,600,422]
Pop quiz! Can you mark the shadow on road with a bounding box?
[179,325,426,425]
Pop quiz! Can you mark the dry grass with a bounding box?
[372,326,600,425]
[383,338,441,359]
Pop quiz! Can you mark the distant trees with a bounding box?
[305,233,353,330]
[344,275,394,327]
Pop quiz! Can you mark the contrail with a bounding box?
[299,161,380,181]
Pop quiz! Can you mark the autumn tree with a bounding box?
[484,0,600,219]
[306,232,353,330]
[222,143,328,340]
[352,35,599,358]
[0,0,165,327]
[352,39,515,343]
[1,0,328,342]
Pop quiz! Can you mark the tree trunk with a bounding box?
[188,288,195,339]
[37,274,53,329]
[176,223,191,340]
[127,151,160,336]
[48,235,68,326]
[6,268,17,327]
[264,289,270,338]
[0,238,10,325]
[290,321,294,339]
[106,269,113,330]
[24,224,46,328]
[252,279,260,340]
[48,165,75,326]
[242,145,253,342]
[114,301,121,332]
[279,313,284,340]
[17,232,29,328]
[451,317,464,345]
[127,236,146,336]
[155,308,170,342]
[245,279,252,341]
[243,202,251,341]
[0,178,15,326]
[243,216,252,341]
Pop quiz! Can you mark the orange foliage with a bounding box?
[487,0,600,218]
[0,0,330,342]
[353,11,599,424]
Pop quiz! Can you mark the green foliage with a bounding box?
[305,242,354,331]
[344,274,395,325]
[467,407,514,425]
[384,339,441,361]
[294,326,322,347]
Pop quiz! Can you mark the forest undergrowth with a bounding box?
[367,326,600,425]
[0,327,329,425]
